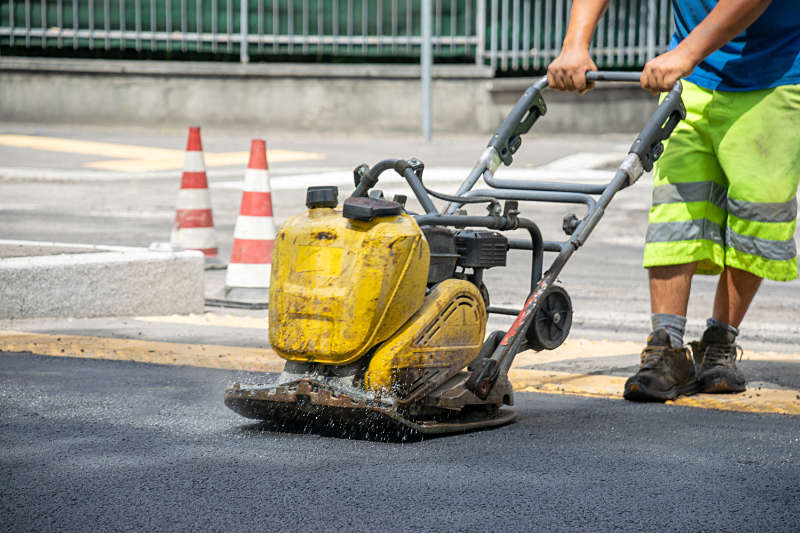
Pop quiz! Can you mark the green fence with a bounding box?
[0,1,673,69]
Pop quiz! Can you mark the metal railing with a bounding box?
[0,0,674,71]
[485,0,674,71]
[0,0,478,60]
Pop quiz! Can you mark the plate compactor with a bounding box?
[225,72,686,437]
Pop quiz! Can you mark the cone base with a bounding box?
[204,256,227,270]
[224,286,269,301]
[203,286,270,310]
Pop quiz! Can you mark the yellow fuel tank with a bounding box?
[268,206,430,365]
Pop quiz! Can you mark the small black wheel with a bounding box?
[526,285,572,351]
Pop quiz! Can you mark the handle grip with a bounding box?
[629,80,686,171]
[585,71,642,83]
[479,72,683,176]
[583,71,686,170]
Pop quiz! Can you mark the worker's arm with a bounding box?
[549,0,773,94]
[642,0,773,93]
[547,0,610,92]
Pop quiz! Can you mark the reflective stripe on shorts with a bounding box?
[643,80,800,281]
[647,180,798,262]
[646,219,724,247]
[652,181,727,211]
[726,228,797,262]
[727,198,797,224]
[652,181,797,224]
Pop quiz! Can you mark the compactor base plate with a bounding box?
[225,378,515,439]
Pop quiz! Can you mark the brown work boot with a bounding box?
[690,326,746,393]
[623,329,697,402]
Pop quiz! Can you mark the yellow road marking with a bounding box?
[513,337,800,364]
[2,330,798,416]
[671,392,800,416]
[508,368,627,397]
[0,134,177,159]
[0,330,283,373]
[507,368,800,415]
[0,134,325,172]
[86,149,324,172]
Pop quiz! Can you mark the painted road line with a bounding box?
[0,330,283,373]
[0,134,324,172]
[0,134,177,159]
[2,331,798,416]
[513,337,800,364]
[89,149,324,172]
[0,166,245,182]
[507,368,800,416]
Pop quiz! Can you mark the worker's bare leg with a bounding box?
[649,263,698,316]
[711,266,762,329]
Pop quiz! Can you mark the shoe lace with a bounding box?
[639,345,678,370]
[693,341,742,366]
[639,348,663,370]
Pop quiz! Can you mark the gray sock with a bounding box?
[651,313,687,348]
[706,317,739,337]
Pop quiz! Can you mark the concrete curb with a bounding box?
[0,58,653,133]
[0,57,494,80]
[0,240,205,319]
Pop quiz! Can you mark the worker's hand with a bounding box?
[547,47,598,94]
[641,47,697,94]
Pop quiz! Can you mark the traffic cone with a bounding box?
[170,126,224,267]
[223,138,276,302]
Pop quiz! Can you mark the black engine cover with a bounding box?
[422,226,458,286]
[454,230,508,269]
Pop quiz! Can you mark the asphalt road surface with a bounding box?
[3,352,799,532]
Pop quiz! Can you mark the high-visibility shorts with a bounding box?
[643,80,800,281]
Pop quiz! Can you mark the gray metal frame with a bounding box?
[346,71,686,399]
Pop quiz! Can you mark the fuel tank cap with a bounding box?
[342,196,403,221]
[306,186,339,209]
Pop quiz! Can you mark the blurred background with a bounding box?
[0,0,675,133]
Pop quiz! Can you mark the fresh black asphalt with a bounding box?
[2,352,799,532]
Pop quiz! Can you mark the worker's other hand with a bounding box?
[547,48,598,94]
[641,48,697,94]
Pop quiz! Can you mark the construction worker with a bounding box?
[548,0,800,401]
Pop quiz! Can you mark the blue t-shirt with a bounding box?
[670,0,800,90]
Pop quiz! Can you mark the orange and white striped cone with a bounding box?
[170,126,224,267]
[223,138,276,302]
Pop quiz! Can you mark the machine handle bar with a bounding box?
[629,80,686,171]
[585,70,642,83]
[583,72,688,170]
[458,72,683,201]
[483,72,646,176]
